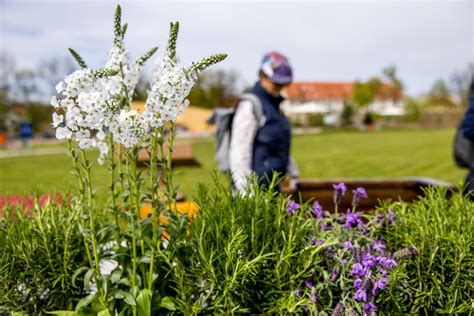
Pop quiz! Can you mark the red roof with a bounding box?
[283,82,401,101]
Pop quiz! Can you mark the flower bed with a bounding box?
[0,6,472,316]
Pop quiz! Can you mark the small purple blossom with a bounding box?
[343,210,364,229]
[354,278,363,290]
[352,187,368,206]
[354,288,367,302]
[380,257,397,270]
[293,289,302,297]
[342,258,348,265]
[331,267,340,281]
[351,263,367,277]
[363,302,377,314]
[386,209,396,225]
[304,277,314,289]
[333,182,347,204]
[372,240,386,252]
[372,277,389,296]
[320,224,331,231]
[308,200,324,219]
[309,237,325,246]
[286,200,300,216]
[311,289,318,303]
[362,253,376,269]
[343,240,353,250]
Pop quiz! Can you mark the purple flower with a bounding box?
[363,302,377,314]
[308,201,324,219]
[351,263,367,277]
[386,209,396,225]
[311,289,318,303]
[372,240,386,252]
[342,258,348,265]
[331,267,340,281]
[304,277,314,289]
[343,240,353,250]
[309,237,325,246]
[333,182,347,204]
[381,257,397,270]
[286,200,300,216]
[293,289,302,297]
[352,187,368,206]
[362,253,376,269]
[354,289,367,302]
[320,224,331,230]
[354,278,363,290]
[343,210,364,229]
[372,277,388,296]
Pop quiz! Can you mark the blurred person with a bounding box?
[458,78,474,195]
[229,51,299,193]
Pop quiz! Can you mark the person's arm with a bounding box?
[229,100,258,193]
[462,80,474,140]
[287,156,300,191]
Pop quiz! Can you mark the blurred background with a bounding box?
[0,0,473,197]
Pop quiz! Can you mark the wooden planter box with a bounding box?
[283,177,456,211]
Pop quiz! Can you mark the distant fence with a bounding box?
[382,108,465,129]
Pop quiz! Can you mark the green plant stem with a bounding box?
[66,141,94,272]
[166,123,176,212]
[148,128,160,290]
[125,151,138,291]
[129,148,146,259]
[108,134,121,241]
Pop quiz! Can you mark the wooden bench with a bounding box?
[282,177,456,211]
[120,143,200,167]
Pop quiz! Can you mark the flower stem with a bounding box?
[148,128,160,290]
[108,133,121,240]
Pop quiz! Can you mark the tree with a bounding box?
[187,69,240,108]
[382,65,404,104]
[350,77,382,108]
[427,79,456,107]
[450,63,474,107]
[37,57,75,97]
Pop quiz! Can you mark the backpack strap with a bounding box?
[241,93,266,128]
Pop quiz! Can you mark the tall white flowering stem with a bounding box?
[107,133,121,240]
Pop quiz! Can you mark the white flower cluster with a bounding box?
[143,56,195,126]
[51,47,198,164]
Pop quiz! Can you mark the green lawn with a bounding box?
[0,129,466,197]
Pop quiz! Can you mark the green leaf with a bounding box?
[136,46,158,66]
[46,311,77,316]
[97,309,111,316]
[137,289,152,316]
[111,269,122,284]
[68,48,88,69]
[84,269,94,293]
[113,5,122,47]
[158,296,176,311]
[75,294,95,311]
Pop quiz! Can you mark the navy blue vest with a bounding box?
[250,83,291,187]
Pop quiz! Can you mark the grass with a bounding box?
[0,129,466,197]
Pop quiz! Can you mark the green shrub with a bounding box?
[164,178,413,314]
[378,187,474,314]
[0,201,87,314]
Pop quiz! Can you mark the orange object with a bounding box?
[0,133,7,146]
[139,202,199,222]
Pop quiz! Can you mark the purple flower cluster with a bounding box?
[286,199,300,216]
[308,200,324,219]
[375,209,396,226]
[344,210,364,229]
[349,244,396,313]
[333,183,347,204]
[352,187,368,207]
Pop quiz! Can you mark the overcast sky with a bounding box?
[0,0,473,96]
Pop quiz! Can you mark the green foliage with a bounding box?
[136,47,158,66]
[163,176,406,314]
[0,201,87,314]
[189,54,228,75]
[68,48,88,69]
[91,68,119,78]
[167,22,179,62]
[351,78,382,108]
[113,5,122,47]
[378,187,474,314]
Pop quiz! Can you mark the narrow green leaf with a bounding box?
[136,47,158,66]
[137,289,152,316]
[158,296,176,311]
[68,48,88,69]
